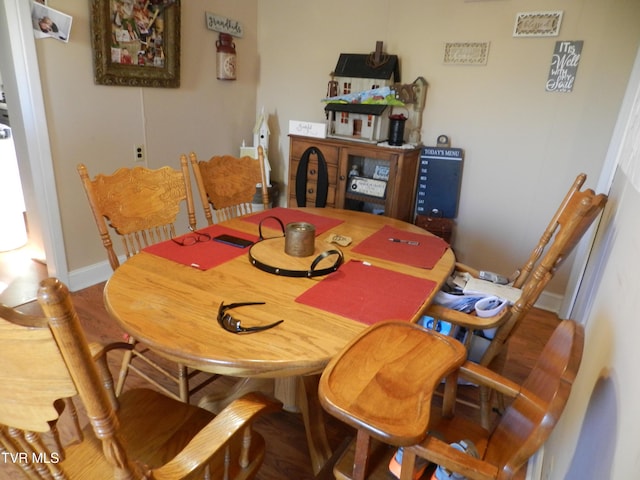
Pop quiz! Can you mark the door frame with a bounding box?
[0,0,68,285]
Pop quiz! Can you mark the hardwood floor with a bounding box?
[0,251,560,479]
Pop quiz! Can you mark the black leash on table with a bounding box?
[249,216,343,277]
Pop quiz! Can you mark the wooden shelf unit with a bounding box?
[288,135,421,222]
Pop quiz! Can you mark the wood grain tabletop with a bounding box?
[103,208,455,378]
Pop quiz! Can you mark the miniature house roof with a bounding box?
[324,103,389,116]
[332,53,400,82]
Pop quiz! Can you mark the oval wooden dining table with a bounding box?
[103,207,455,474]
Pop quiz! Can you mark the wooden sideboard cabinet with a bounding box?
[288,135,421,222]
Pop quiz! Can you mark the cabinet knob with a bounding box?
[339,175,346,181]
[308,188,314,194]
[309,169,316,175]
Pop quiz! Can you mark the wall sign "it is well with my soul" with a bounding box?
[546,40,583,93]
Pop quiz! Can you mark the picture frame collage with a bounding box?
[89,0,181,88]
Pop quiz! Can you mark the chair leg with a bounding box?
[479,385,492,429]
[353,429,372,480]
[115,335,137,396]
[178,364,189,403]
[496,391,506,413]
[298,375,332,474]
[442,371,459,418]
[115,337,199,404]
[400,449,419,480]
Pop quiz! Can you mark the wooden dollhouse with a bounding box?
[325,44,400,143]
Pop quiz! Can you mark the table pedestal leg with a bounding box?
[198,377,274,414]
[274,376,300,412]
[200,375,332,475]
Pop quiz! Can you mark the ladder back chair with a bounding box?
[425,173,606,428]
[320,319,584,480]
[0,277,281,480]
[77,160,215,403]
[189,145,269,224]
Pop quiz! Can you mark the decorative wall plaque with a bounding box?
[443,42,490,65]
[513,11,563,37]
[205,12,244,37]
[546,41,583,93]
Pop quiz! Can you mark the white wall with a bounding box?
[542,169,640,479]
[541,44,640,479]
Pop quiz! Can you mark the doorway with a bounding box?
[0,75,47,306]
[0,117,28,252]
[0,0,68,295]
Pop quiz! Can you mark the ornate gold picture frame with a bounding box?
[90,0,180,88]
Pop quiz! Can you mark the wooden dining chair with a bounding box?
[320,319,584,480]
[77,160,215,403]
[0,277,281,480]
[425,173,606,428]
[188,145,269,224]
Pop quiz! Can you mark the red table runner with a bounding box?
[295,260,437,325]
[242,207,344,235]
[351,225,449,269]
[143,225,258,270]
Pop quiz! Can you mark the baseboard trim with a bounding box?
[67,259,113,292]
[534,291,564,315]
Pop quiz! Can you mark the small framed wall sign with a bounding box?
[288,120,327,139]
[443,42,490,65]
[513,11,563,37]
[205,12,244,37]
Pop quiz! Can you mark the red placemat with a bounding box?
[143,225,258,270]
[351,225,449,269]
[242,207,344,235]
[295,260,437,325]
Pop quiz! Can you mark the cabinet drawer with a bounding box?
[288,160,337,207]
[289,157,339,186]
[289,138,339,208]
[290,141,339,166]
[288,187,336,208]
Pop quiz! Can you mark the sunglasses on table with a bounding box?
[217,302,284,334]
